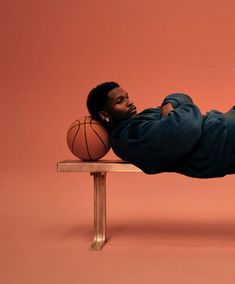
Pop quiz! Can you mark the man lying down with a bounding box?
[86,82,235,179]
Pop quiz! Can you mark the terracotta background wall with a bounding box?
[1,1,235,282]
[1,0,235,171]
[1,0,235,219]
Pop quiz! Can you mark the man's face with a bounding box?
[105,87,137,121]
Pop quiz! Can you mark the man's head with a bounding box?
[86,82,137,129]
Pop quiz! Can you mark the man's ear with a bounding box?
[98,111,110,122]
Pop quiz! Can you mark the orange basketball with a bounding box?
[67,116,110,160]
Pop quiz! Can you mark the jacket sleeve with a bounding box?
[161,93,194,109]
[133,103,202,157]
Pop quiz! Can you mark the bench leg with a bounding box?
[89,172,108,250]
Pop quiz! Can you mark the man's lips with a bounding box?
[129,106,137,114]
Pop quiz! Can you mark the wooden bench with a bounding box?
[57,159,141,251]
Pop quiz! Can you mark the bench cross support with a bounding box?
[57,160,140,250]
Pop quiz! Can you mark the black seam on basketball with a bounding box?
[68,121,100,132]
[71,121,80,152]
[84,116,92,160]
[68,124,80,132]
[77,122,101,126]
[68,120,81,132]
[90,119,109,151]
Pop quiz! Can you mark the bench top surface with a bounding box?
[57,159,142,172]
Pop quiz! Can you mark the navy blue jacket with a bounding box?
[110,93,235,178]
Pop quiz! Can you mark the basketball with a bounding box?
[67,116,110,160]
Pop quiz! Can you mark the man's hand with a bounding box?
[160,103,174,117]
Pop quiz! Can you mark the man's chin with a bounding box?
[130,110,137,117]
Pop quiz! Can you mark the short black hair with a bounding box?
[86,81,119,122]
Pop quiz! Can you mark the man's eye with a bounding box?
[116,98,123,104]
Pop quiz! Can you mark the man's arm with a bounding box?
[161,93,194,108]
[160,93,194,117]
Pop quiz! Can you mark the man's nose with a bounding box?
[127,98,134,106]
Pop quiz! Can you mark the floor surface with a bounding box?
[1,170,235,284]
